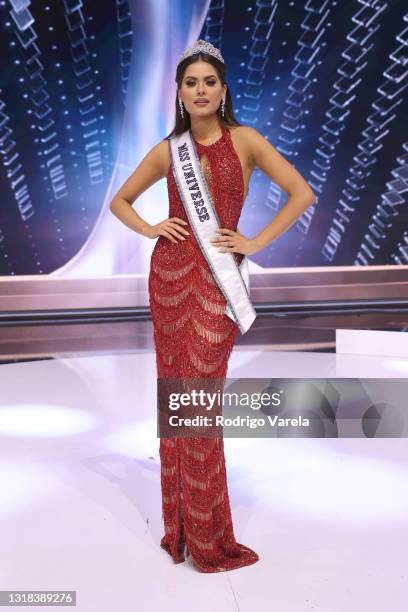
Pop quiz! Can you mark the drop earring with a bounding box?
[221,96,225,117]
[178,97,184,118]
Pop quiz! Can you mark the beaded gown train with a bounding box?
[148,125,259,572]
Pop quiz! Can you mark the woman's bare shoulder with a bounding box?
[229,124,255,133]
[147,138,171,177]
[228,125,260,167]
[229,125,262,142]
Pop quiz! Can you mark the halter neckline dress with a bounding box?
[148,123,259,572]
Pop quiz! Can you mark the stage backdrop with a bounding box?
[0,0,406,278]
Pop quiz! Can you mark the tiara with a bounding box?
[177,39,224,66]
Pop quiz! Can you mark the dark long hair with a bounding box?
[164,51,241,140]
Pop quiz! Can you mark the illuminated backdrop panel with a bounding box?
[0,0,406,277]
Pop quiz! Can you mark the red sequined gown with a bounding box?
[148,124,259,572]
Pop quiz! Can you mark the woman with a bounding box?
[110,39,315,572]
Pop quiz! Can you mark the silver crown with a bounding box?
[177,39,224,66]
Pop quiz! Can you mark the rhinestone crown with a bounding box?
[177,39,224,67]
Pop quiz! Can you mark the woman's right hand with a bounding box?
[143,217,191,244]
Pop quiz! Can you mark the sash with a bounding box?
[169,129,256,334]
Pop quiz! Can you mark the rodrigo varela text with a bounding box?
[168,414,309,429]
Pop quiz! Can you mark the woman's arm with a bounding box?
[109,140,189,242]
[246,126,316,250]
[212,127,316,255]
[109,140,168,236]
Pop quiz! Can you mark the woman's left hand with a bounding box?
[210,228,261,256]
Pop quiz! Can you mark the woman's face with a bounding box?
[179,59,226,118]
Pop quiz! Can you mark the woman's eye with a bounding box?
[186,81,216,86]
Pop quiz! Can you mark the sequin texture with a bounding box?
[148,125,259,572]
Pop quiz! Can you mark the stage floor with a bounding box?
[0,349,407,611]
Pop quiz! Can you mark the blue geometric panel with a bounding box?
[0,0,406,276]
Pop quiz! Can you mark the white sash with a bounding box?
[169,129,256,334]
